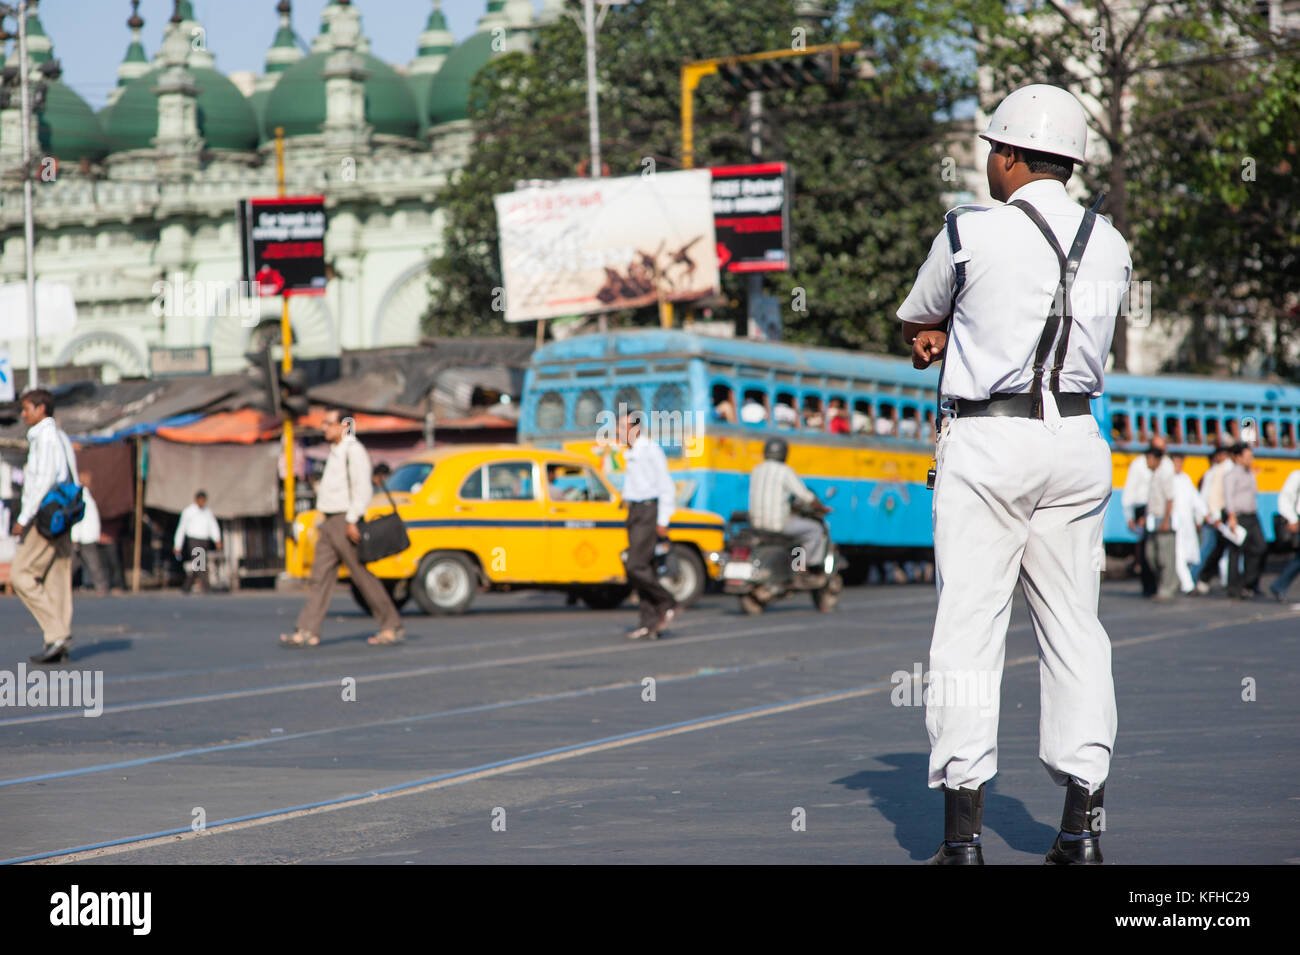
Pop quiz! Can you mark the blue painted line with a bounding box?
[1,675,895,865]
[404,519,722,530]
[0,642,906,788]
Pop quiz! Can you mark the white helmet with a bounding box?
[980,84,1088,163]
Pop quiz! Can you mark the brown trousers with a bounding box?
[12,529,74,646]
[296,513,400,635]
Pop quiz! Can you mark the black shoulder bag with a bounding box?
[344,448,409,563]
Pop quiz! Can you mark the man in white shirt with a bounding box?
[749,438,826,564]
[898,85,1131,865]
[281,408,402,648]
[11,389,79,664]
[173,489,222,594]
[1122,434,1170,596]
[617,408,677,640]
[71,471,108,596]
[1269,468,1300,601]
[1196,446,1233,592]
[1144,446,1178,601]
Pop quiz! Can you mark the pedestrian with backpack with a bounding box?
[11,389,83,665]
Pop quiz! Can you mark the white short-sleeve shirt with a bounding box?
[897,179,1132,402]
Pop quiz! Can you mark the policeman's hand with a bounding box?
[346,522,361,544]
[911,329,948,369]
[11,523,23,539]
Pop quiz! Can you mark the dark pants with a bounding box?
[181,536,214,592]
[99,540,126,591]
[1198,528,1229,585]
[1134,505,1156,596]
[73,543,108,593]
[1273,546,1300,597]
[1227,514,1267,596]
[626,500,673,630]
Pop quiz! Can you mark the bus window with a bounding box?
[536,392,565,431]
[740,389,769,425]
[1164,416,1182,444]
[1111,412,1131,443]
[653,383,685,414]
[876,403,897,436]
[712,383,736,423]
[774,392,799,429]
[1262,420,1278,448]
[851,399,873,434]
[922,407,935,438]
[1149,415,1161,438]
[802,394,824,429]
[1225,418,1240,441]
[1282,421,1296,449]
[1135,415,1148,443]
[899,407,920,439]
[1184,417,1201,445]
[827,396,850,434]
[614,386,642,415]
[1205,418,1220,443]
[574,389,603,430]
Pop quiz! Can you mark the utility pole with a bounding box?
[0,2,39,387]
[276,126,295,530]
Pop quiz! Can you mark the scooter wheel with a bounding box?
[740,594,765,616]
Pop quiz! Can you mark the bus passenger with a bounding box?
[714,390,737,423]
[774,399,799,428]
[740,393,768,424]
[828,398,851,435]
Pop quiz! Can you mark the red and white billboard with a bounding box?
[710,162,791,273]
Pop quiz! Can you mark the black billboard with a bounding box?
[710,162,791,273]
[237,196,328,297]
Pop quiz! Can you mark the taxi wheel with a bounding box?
[349,579,410,614]
[659,544,705,607]
[412,552,477,615]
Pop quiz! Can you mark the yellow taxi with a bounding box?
[287,444,726,615]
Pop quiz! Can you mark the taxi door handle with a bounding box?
[453,505,472,513]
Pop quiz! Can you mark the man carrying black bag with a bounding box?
[280,408,404,648]
[12,390,80,664]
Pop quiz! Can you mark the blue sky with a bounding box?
[34,1,545,111]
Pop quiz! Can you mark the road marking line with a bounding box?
[13,606,1293,865]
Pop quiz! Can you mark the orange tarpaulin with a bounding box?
[155,409,283,445]
[296,408,423,433]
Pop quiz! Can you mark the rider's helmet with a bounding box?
[763,437,788,462]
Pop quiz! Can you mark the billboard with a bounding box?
[237,196,328,297]
[494,170,719,322]
[710,162,791,272]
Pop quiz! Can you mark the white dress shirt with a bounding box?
[1279,470,1300,525]
[173,502,222,550]
[315,435,373,524]
[18,416,77,526]
[897,179,1132,402]
[622,435,676,527]
[72,488,101,545]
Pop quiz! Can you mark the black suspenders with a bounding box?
[1008,195,1105,419]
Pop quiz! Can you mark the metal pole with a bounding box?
[276,127,295,530]
[745,91,762,340]
[583,0,601,178]
[17,0,37,388]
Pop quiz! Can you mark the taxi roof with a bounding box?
[398,444,600,467]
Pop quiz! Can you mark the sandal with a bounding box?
[279,630,320,649]
[367,628,405,647]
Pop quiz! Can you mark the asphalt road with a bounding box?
[0,578,1296,865]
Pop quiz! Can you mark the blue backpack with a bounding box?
[35,434,84,540]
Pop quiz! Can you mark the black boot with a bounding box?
[1045,781,1104,865]
[925,784,986,865]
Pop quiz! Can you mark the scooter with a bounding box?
[720,500,845,614]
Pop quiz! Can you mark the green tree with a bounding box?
[424,0,962,354]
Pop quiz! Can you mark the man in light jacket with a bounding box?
[11,389,78,664]
[173,490,222,594]
[280,408,403,648]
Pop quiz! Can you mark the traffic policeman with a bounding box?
[897,84,1132,865]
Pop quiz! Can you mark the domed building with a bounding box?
[0,0,550,380]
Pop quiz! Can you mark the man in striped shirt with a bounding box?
[748,438,826,564]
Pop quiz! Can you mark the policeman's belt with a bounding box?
[952,392,1091,418]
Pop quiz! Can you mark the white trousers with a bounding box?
[927,410,1117,794]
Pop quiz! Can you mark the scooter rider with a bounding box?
[748,438,827,566]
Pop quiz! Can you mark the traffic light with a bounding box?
[716,47,870,93]
[252,348,310,419]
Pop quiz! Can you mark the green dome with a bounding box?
[421,30,496,127]
[0,80,107,162]
[264,51,422,141]
[104,66,260,152]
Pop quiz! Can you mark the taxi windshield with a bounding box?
[384,462,433,494]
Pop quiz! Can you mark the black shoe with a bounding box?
[624,626,659,641]
[1269,588,1285,602]
[1045,833,1103,865]
[926,842,984,865]
[30,636,72,665]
